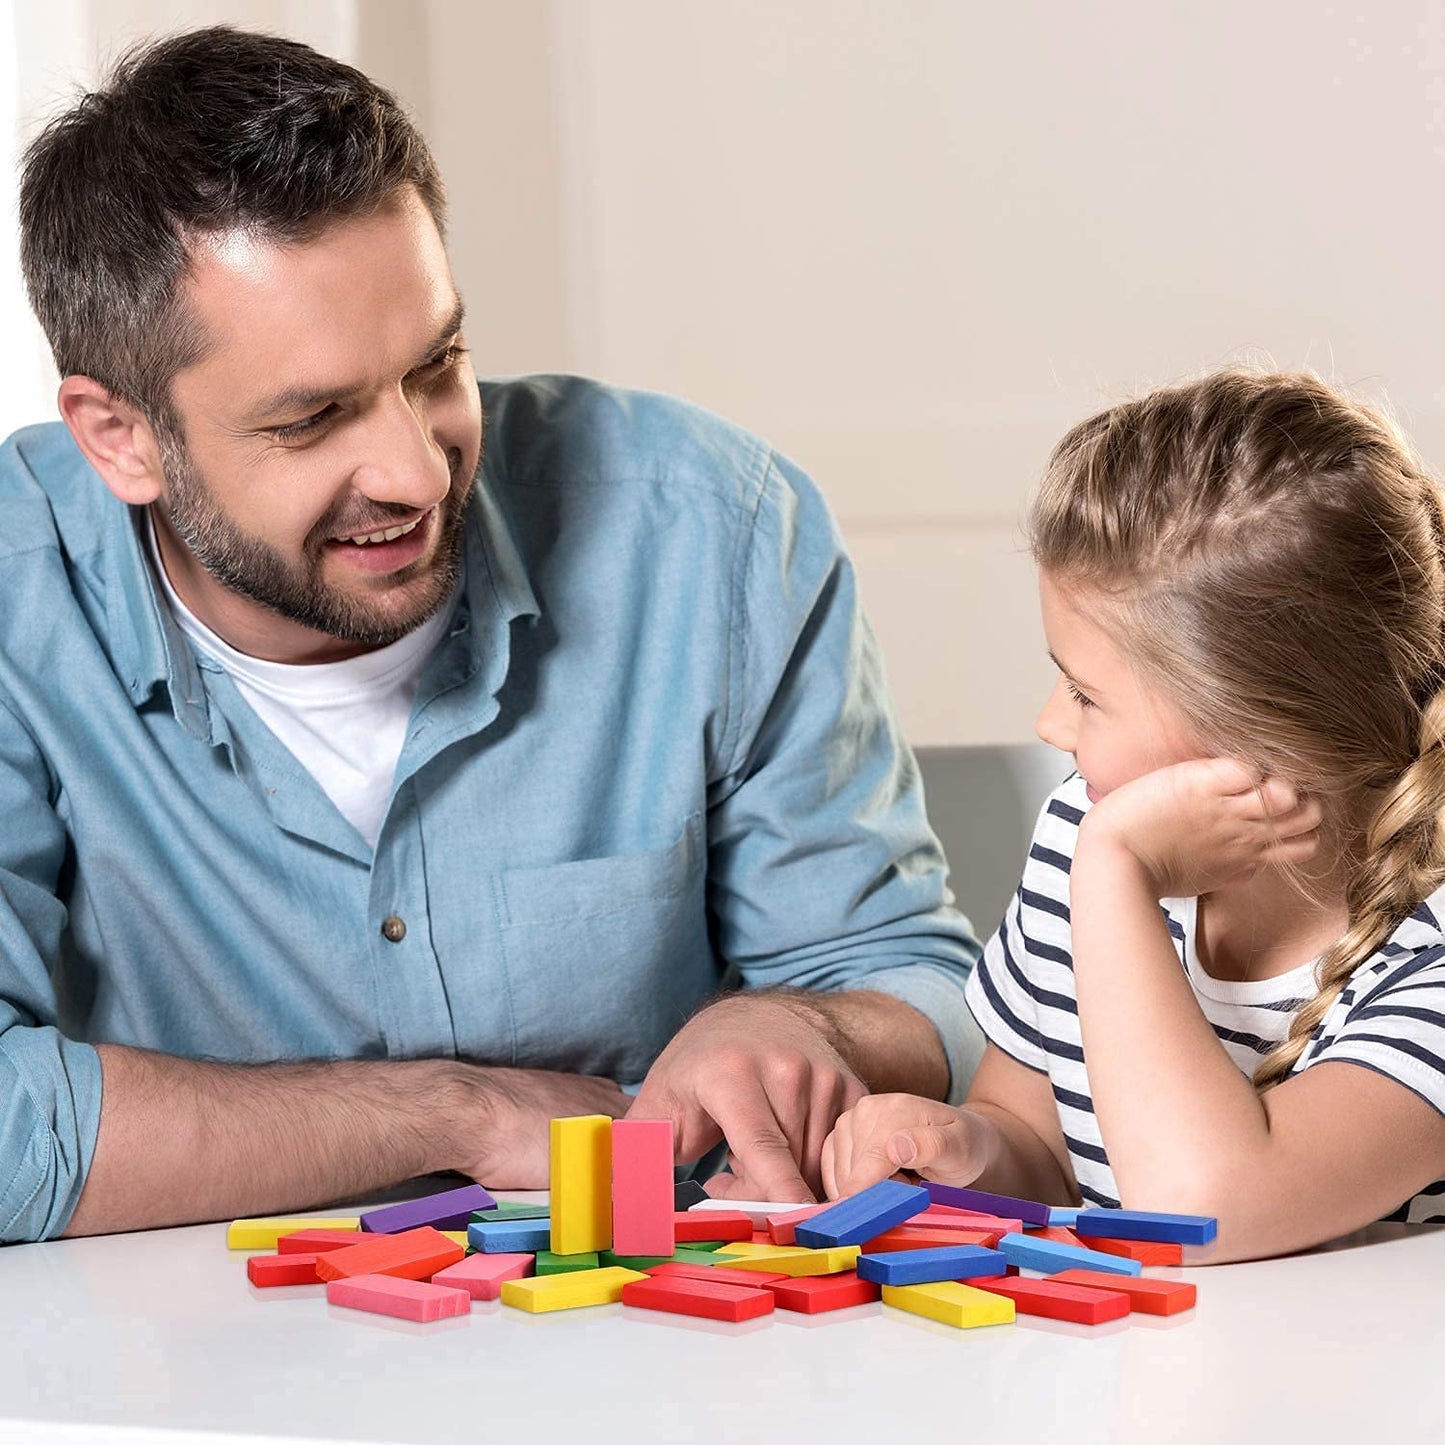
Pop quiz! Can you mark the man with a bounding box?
[0,26,981,1244]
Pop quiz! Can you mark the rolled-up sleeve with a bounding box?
[706,450,984,1102]
[0,690,101,1243]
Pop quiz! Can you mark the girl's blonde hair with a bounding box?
[1029,369,1445,1088]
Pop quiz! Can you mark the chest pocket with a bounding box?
[497,812,715,1083]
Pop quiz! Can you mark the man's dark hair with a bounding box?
[19,25,445,430]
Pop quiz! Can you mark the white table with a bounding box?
[2,1204,1440,1445]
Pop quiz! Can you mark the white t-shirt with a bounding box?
[146,517,457,847]
[965,772,1445,1223]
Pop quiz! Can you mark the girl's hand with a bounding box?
[1080,758,1323,898]
[820,1093,991,1199]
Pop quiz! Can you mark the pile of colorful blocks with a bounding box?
[228,1114,1208,1329]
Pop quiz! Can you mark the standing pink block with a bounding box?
[611,1119,675,1256]
[431,1252,535,1300]
[766,1204,826,1245]
[326,1273,471,1322]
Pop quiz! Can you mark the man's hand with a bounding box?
[627,992,869,1203]
[821,1093,991,1198]
[448,1066,630,1188]
[1080,758,1323,898]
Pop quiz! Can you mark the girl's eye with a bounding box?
[273,405,336,441]
[1066,679,1096,710]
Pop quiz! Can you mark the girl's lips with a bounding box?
[326,508,435,575]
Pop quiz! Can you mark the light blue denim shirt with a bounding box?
[0,375,982,1242]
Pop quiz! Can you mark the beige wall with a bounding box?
[11,0,1445,745]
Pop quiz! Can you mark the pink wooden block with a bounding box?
[766,1204,827,1245]
[431,1252,535,1300]
[326,1273,471,1322]
[918,1207,1025,1233]
[611,1119,676,1256]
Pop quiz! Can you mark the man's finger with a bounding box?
[712,1077,814,1204]
[625,1080,721,1164]
[887,1116,972,1177]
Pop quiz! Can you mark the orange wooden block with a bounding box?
[1050,1269,1197,1315]
[247,1252,324,1287]
[276,1229,370,1255]
[673,1210,753,1243]
[313,1226,463,1283]
[1024,1225,1084,1248]
[1082,1236,1184,1266]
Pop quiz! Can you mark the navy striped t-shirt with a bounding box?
[963,773,1445,1222]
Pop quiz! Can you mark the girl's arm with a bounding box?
[1075,761,1445,1262]
[820,1042,1080,1203]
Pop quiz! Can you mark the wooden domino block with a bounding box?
[601,1246,727,1270]
[312,1226,463,1283]
[326,1274,471,1322]
[431,1252,534,1300]
[996,1232,1141,1277]
[535,1250,600,1275]
[716,1242,860,1276]
[794,1179,929,1249]
[1023,1225,1084,1248]
[766,1205,826,1245]
[687,1200,811,1228]
[1049,1269,1197,1315]
[862,1224,1000,1252]
[921,1183,1051,1226]
[621,1274,775,1323]
[1083,1236,1184,1267]
[359,1183,496,1234]
[882,1281,1015,1329]
[674,1210,753,1244]
[968,1274,1130,1325]
[473,1202,552,1222]
[468,1219,551,1254]
[764,1271,881,1314]
[644,1262,790,1288]
[500,1266,646,1313]
[611,1119,675,1257]
[550,1115,614,1255]
[247,1253,324,1287]
[226,1217,360,1250]
[1072,1208,1217,1246]
[856,1245,1006,1286]
[276,1229,369,1255]
[915,1208,1023,1235]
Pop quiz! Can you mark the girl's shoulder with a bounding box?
[1024,772,1092,854]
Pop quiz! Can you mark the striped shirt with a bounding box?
[964,773,1445,1223]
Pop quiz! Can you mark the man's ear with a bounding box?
[57,376,167,506]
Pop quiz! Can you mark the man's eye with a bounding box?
[413,344,470,382]
[273,406,336,441]
[1066,680,1096,710]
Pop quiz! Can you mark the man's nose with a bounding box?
[350,389,452,510]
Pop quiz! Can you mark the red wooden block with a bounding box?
[863,1224,1001,1252]
[1050,1269,1197,1315]
[673,1210,753,1244]
[313,1226,464,1283]
[766,1204,826,1245]
[622,1274,775,1323]
[276,1229,368,1255]
[645,1262,790,1288]
[919,1207,1025,1233]
[326,1273,471,1322]
[431,1252,534,1300]
[764,1271,881,1314]
[1082,1236,1184,1267]
[1023,1225,1084,1248]
[612,1119,676,1256]
[248,1252,324,1287]
[969,1274,1130,1325]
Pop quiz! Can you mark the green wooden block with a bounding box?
[473,1203,552,1222]
[687,1239,729,1252]
[600,1246,729,1269]
[535,1250,600,1275]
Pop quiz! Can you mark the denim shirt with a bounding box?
[0,375,982,1242]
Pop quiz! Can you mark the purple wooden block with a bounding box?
[359,1183,498,1234]
[922,1181,1051,1227]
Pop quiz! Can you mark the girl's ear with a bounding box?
[57,376,167,506]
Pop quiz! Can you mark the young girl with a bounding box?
[822,369,1445,1261]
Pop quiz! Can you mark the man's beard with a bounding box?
[155,429,476,648]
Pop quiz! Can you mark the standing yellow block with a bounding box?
[882,1281,1016,1329]
[550,1115,613,1254]
[500,1266,646,1313]
[226,1217,360,1250]
[716,1242,860,1276]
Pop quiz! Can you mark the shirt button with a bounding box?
[380,915,407,944]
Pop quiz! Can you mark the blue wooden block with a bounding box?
[467,1218,552,1253]
[855,1245,1006,1286]
[794,1179,929,1249]
[997,1231,1142,1276]
[921,1181,1051,1226]
[1072,1208,1218,1246]
[1047,1207,1081,1226]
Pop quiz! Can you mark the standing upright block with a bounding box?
[794,1179,929,1249]
[359,1184,497,1235]
[1072,1208,1218,1246]
[551,1115,614,1255]
[921,1183,1051,1227]
[611,1119,676,1257]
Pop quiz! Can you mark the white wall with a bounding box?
[10,0,1445,745]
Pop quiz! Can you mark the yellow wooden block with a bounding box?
[225,1216,361,1250]
[717,1242,860,1276]
[882,1281,1016,1329]
[550,1114,613,1254]
[441,1231,469,1249]
[500,1266,646,1313]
